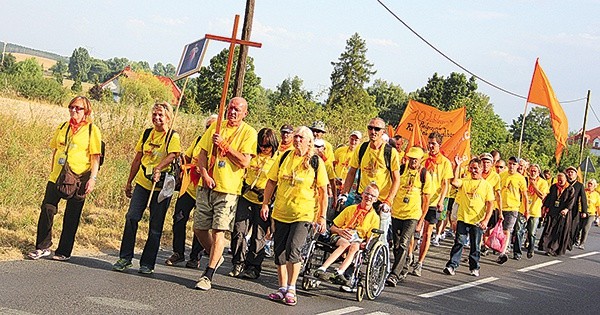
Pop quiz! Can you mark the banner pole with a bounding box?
[579,90,592,164]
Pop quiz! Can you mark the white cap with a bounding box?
[314,139,325,147]
[350,130,362,139]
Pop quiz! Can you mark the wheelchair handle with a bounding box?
[371,228,384,235]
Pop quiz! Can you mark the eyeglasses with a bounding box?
[495,166,505,169]
[314,145,324,149]
[367,125,383,132]
[362,192,378,199]
[259,144,271,148]
[68,106,84,112]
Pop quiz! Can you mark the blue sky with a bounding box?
[2,0,599,132]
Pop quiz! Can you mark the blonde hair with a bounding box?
[294,126,315,170]
[204,114,218,130]
[69,96,93,122]
[588,179,597,187]
[153,101,174,125]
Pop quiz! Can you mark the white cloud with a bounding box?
[151,15,188,26]
[488,50,524,64]
[369,38,400,48]
[449,9,507,20]
[540,32,600,51]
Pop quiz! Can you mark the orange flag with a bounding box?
[386,124,395,137]
[395,100,466,143]
[440,119,472,167]
[526,58,569,164]
[405,116,427,153]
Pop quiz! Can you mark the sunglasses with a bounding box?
[68,106,85,112]
[259,144,271,148]
[314,145,324,148]
[495,166,505,169]
[367,125,383,132]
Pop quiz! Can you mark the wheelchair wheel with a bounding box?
[302,277,311,290]
[356,283,365,302]
[365,241,389,300]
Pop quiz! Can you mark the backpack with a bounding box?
[278,150,320,185]
[399,164,427,188]
[141,127,183,190]
[60,122,106,168]
[355,142,393,191]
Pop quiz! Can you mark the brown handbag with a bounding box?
[55,124,90,200]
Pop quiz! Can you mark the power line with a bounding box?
[589,102,600,125]
[375,0,586,104]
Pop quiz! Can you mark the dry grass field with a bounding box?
[12,52,58,70]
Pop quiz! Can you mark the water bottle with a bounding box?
[379,210,391,247]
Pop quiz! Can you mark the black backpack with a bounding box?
[399,164,427,187]
[278,150,320,185]
[141,128,182,190]
[60,122,106,168]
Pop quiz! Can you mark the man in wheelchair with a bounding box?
[313,183,381,286]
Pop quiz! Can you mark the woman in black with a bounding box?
[539,172,575,256]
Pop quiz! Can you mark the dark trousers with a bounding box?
[231,196,270,271]
[525,217,539,254]
[35,181,86,257]
[172,192,203,260]
[575,215,593,246]
[390,218,418,277]
[512,213,527,256]
[118,185,171,269]
[446,221,483,271]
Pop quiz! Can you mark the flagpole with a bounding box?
[584,156,589,183]
[519,58,540,159]
[578,90,592,164]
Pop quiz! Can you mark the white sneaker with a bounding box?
[27,249,51,260]
[470,269,480,277]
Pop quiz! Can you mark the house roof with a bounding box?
[569,125,600,142]
[100,66,181,104]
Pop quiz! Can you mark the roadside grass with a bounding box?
[0,97,205,261]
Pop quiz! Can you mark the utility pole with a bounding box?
[1,42,7,65]
[232,0,256,97]
[579,90,592,164]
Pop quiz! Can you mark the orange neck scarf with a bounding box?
[346,204,370,230]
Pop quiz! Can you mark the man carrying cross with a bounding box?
[193,97,257,291]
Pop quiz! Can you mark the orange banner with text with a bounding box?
[395,100,466,143]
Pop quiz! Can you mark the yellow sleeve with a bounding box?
[315,158,329,188]
[134,131,145,153]
[166,131,182,154]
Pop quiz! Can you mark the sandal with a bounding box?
[268,289,285,301]
[284,291,297,306]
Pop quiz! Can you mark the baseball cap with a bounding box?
[350,130,362,139]
[280,124,293,133]
[406,147,424,160]
[479,153,493,161]
[565,166,577,173]
[310,121,327,133]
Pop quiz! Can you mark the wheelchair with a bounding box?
[299,224,390,301]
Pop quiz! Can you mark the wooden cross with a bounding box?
[205,14,262,172]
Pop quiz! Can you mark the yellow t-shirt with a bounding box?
[527,178,550,218]
[199,121,257,195]
[323,139,335,165]
[586,190,600,216]
[392,168,434,220]
[482,170,501,209]
[183,135,204,199]
[268,153,329,223]
[134,129,182,191]
[49,122,102,183]
[242,153,276,204]
[500,172,527,211]
[422,154,454,207]
[334,145,356,180]
[455,178,494,225]
[333,204,380,239]
[349,144,401,201]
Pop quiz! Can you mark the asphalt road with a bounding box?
[2,227,600,315]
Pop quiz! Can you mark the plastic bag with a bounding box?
[485,220,505,252]
[158,174,175,203]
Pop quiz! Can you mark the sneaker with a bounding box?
[165,252,185,266]
[112,258,133,272]
[52,254,70,261]
[513,254,522,261]
[195,275,212,291]
[216,256,225,271]
[314,269,332,281]
[470,269,480,277]
[138,265,154,274]
[481,247,489,256]
[385,274,399,287]
[439,233,446,241]
[240,267,260,279]
[186,258,200,269]
[264,243,274,258]
[431,238,440,247]
[527,251,534,259]
[445,230,454,238]
[443,266,455,276]
[496,254,508,265]
[27,249,51,260]
[331,273,350,286]
[579,245,585,250]
[228,264,244,277]
[411,263,423,277]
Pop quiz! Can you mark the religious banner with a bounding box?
[175,38,210,80]
[440,119,472,167]
[405,116,427,153]
[386,124,395,138]
[395,100,466,143]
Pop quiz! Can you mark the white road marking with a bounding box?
[418,277,498,298]
[0,308,36,315]
[570,251,599,259]
[316,306,363,315]
[85,297,154,311]
[517,260,561,272]
[365,312,389,315]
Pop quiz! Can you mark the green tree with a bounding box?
[195,47,261,113]
[105,57,129,73]
[412,72,477,111]
[367,79,408,125]
[164,63,176,78]
[9,58,43,78]
[509,107,554,143]
[68,47,91,82]
[325,33,378,142]
[152,62,166,76]
[0,53,17,72]
[131,61,151,72]
[87,58,110,83]
[268,76,313,105]
[49,60,68,84]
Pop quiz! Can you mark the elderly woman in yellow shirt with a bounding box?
[28,96,102,261]
[575,179,600,250]
[260,126,328,306]
[112,102,181,274]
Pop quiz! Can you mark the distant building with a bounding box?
[568,126,600,156]
[100,66,181,104]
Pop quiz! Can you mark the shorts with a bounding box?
[424,207,440,224]
[441,197,454,220]
[194,187,239,232]
[501,211,518,231]
[273,220,310,265]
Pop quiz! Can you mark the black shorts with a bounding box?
[273,220,310,265]
[424,206,440,224]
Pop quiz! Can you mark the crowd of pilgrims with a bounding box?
[26,96,598,306]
